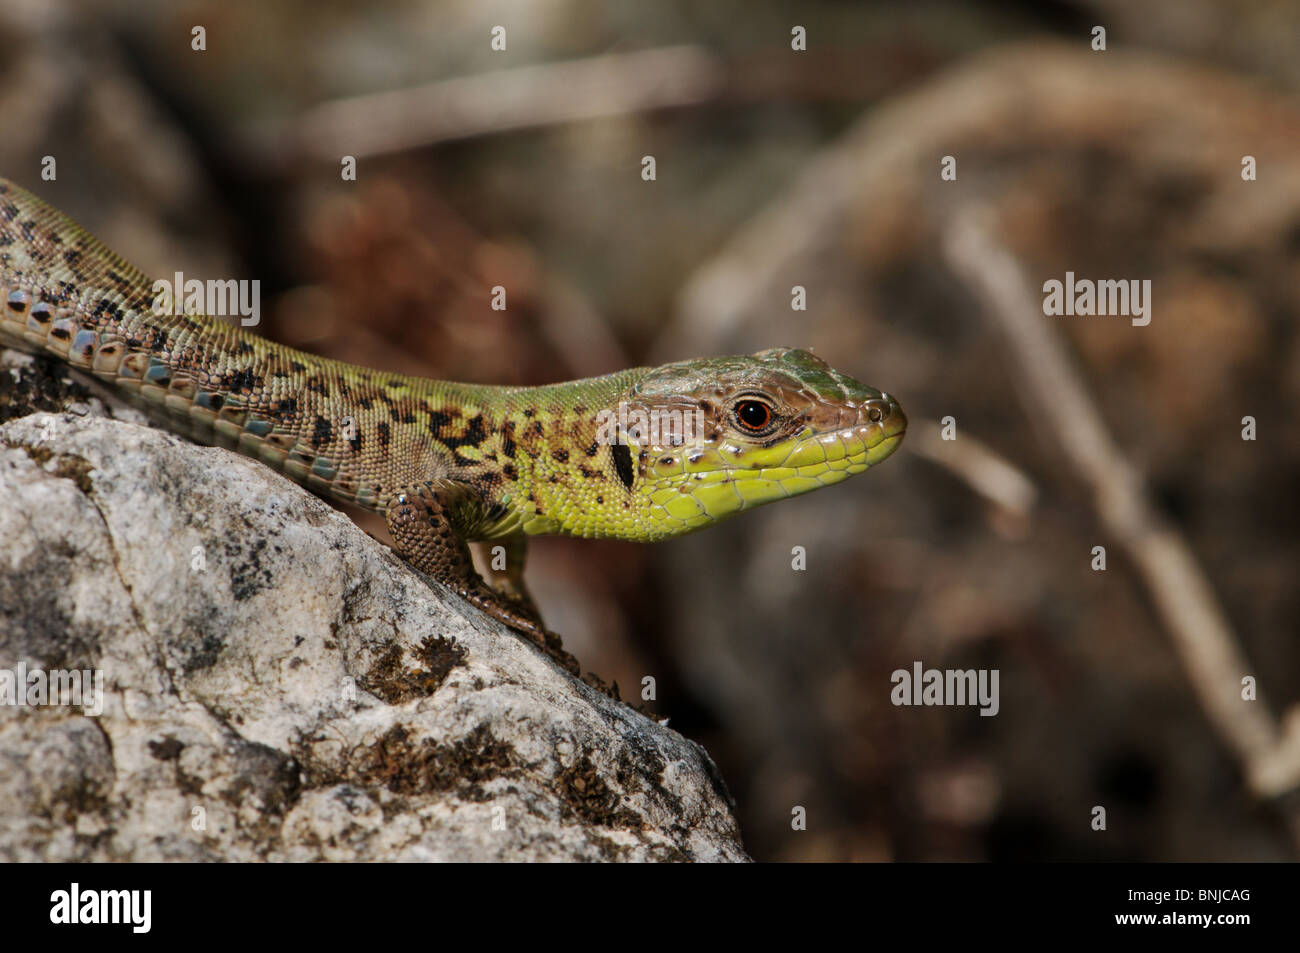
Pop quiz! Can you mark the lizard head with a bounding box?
[609,347,906,537]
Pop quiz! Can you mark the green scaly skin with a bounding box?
[0,176,906,672]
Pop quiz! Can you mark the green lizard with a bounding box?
[0,176,905,670]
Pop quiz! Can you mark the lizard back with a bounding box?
[0,176,506,513]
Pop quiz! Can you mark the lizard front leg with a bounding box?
[480,534,544,627]
[385,481,578,674]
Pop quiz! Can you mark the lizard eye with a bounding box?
[733,399,773,433]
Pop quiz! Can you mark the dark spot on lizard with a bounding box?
[611,443,635,490]
[311,415,332,449]
[551,448,569,463]
[376,420,391,448]
[226,368,257,393]
[427,409,454,434]
[440,413,487,452]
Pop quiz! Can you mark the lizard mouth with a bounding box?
[637,400,907,531]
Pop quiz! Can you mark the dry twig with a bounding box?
[942,207,1300,848]
[294,46,724,160]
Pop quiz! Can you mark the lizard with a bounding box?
[0,175,906,674]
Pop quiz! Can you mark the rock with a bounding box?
[0,354,748,862]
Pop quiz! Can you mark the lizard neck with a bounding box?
[455,370,651,539]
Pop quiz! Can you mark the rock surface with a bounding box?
[0,353,748,862]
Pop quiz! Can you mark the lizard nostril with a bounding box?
[865,399,890,423]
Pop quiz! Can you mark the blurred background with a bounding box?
[3,0,1298,861]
